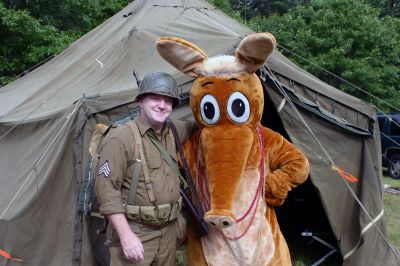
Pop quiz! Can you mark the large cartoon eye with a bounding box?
[227,92,250,124]
[200,94,220,125]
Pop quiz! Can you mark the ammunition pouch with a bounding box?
[123,197,182,226]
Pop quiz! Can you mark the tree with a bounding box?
[249,0,400,111]
[2,0,131,34]
[229,0,309,19]
[364,0,400,17]
[0,0,130,86]
[0,2,74,86]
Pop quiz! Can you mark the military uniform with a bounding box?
[95,115,195,266]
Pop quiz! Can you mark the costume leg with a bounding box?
[187,228,207,266]
[266,207,292,266]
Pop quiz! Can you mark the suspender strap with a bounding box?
[127,121,156,205]
[127,159,142,205]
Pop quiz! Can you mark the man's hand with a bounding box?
[120,230,144,262]
[107,213,144,262]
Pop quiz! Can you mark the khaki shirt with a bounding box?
[95,115,195,216]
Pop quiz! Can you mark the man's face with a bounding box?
[139,93,173,130]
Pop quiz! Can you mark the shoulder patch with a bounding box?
[98,161,111,177]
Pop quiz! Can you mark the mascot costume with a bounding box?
[157,33,310,266]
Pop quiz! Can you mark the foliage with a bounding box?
[0,2,74,86]
[208,0,243,21]
[1,0,400,113]
[0,0,130,86]
[246,0,400,111]
[3,0,130,34]
[229,0,310,19]
[364,0,400,17]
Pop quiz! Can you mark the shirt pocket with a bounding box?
[147,157,161,169]
[144,156,162,181]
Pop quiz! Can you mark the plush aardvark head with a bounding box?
[157,33,276,228]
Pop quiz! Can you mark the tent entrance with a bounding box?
[261,83,342,264]
[276,179,341,264]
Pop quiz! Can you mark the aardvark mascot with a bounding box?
[157,33,309,265]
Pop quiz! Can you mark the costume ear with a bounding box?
[235,32,276,74]
[157,37,208,77]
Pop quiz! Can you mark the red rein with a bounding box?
[197,125,265,240]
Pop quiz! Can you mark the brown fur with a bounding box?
[157,33,309,266]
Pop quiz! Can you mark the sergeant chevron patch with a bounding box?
[98,161,111,177]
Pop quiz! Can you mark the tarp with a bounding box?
[0,0,398,265]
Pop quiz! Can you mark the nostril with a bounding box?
[204,213,236,228]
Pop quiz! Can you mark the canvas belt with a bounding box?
[123,196,182,226]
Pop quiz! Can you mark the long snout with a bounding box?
[201,125,254,228]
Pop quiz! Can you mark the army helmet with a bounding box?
[136,71,180,107]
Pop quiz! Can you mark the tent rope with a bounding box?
[381,136,400,176]
[380,131,400,149]
[0,101,47,142]
[376,114,400,156]
[70,4,237,140]
[0,98,85,219]
[276,43,400,175]
[277,45,400,148]
[264,65,400,262]
[277,44,400,113]
[0,3,203,222]
[1,5,398,138]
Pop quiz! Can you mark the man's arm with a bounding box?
[94,130,144,262]
[173,118,197,143]
[107,213,144,262]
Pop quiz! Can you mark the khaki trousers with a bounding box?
[109,221,177,266]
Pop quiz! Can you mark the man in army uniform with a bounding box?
[95,72,196,265]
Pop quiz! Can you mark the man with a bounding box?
[95,72,196,265]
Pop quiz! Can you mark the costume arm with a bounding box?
[264,128,309,206]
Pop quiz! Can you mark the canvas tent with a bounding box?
[0,0,398,265]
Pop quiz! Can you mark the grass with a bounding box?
[176,245,188,266]
[382,175,400,249]
[175,175,400,265]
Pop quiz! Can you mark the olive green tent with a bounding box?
[0,0,398,265]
